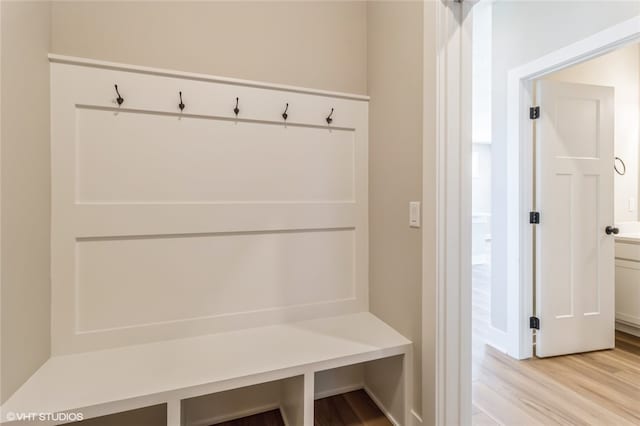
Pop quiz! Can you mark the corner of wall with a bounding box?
[0,0,52,404]
[366,0,426,422]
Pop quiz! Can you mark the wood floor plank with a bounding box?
[214,409,284,426]
[315,390,392,426]
[476,355,609,425]
[315,396,348,426]
[472,409,500,426]
[343,390,392,426]
[473,381,544,426]
[472,264,640,426]
[214,390,391,426]
[478,352,635,426]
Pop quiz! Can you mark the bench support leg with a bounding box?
[303,372,315,426]
[167,399,182,426]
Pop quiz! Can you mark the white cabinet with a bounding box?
[615,239,640,335]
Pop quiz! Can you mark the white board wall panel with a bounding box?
[50,57,369,354]
[76,108,356,203]
[76,230,355,333]
[74,203,356,238]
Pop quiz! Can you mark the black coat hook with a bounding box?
[282,103,289,121]
[178,91,185,111]
[615,156,626,175]
[326,108,334,125]
[114,84,124,106]
[234,97,240,116]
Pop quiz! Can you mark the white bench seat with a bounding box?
[1,313,411,426]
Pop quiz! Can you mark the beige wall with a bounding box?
[366,1,428,422]
[546,44,640,224]
[1,0,368,405]
[51,1,367,95]
[0,1,52,403]
[2,3,433,423]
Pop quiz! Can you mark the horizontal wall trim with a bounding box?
[615,258,640,266]
[77,104,357,132]
[616,314,640,327]
[74,202,357,238]
[616,320,640,337]
[49,54,370,102]
[77,227,356,242]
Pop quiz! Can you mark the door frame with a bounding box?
[505,16,640,359]
[431,0,474,424]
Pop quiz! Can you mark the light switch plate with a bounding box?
[409,201,421,228]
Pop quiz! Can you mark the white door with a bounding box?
[535,80,615,357]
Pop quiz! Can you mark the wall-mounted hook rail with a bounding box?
[282,103,289,121]
[114,84,124,106]
[326,108,334,125]
[234,97,240,116]
[178,92,185,111]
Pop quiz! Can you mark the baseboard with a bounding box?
[472,254,489,265]
[188,403,281,426]
[485,325,508,353]
[279,406,290,426]
[410,409,423,425]
[616,320,640,338]
[314,383,364,400]
[363,386,401,426]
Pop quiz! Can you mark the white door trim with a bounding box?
[506,16,640,359]
[430,0,473,424]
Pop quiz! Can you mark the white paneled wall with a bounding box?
[50,57,369,354]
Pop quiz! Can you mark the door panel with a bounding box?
[536,80,615,357]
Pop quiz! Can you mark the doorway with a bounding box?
[469,13,640,426]
[505,16,640,360]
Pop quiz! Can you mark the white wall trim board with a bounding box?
[313,384,364,400]
[166,399,182,426]
[49,57,369,354]
[363,386,400,426]
[616,320,640,338]
[410,409,424,426]
[506,15,640,360]
[279,406,290,426]
[48,54,369,102]
[431,0,472,425]
[486,326,508,354]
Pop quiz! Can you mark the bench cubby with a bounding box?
[181,377,303,426]
[63,405,166,426]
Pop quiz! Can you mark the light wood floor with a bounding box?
[472,264,640,425]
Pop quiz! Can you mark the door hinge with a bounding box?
[530,106,540,120]
[530,316,540,330]
[529,211,540,224]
